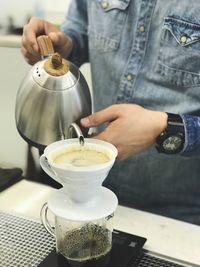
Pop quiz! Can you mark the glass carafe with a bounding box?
[40,203,114,266]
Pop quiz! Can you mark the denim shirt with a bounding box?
[61,0,200,224]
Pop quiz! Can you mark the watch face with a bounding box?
[162,135,183,152]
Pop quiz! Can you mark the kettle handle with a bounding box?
[37,35,54,57]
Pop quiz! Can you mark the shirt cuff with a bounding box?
[180,114,200,155]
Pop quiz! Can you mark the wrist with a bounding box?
[155,113,185,154]
[152,111,168,138]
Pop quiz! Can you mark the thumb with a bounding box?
[44,21,60,35]
[48,32,73,57]
[80,106,118,128]
[48,32,67,46]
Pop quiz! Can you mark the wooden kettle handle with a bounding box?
[37,35,69,76]
[37,35,54,57]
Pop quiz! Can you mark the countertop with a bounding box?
[0,33,21,48]
[0,179,199,266]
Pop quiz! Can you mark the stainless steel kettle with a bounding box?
[15,35,92,151]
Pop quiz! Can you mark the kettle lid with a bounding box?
[32,55,79,91]
[32,35,80,90]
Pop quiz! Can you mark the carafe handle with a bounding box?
[40,202,55,237]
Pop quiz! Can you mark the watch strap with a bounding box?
[166,113,185,134]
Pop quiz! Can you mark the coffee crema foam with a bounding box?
[52,146,111,167]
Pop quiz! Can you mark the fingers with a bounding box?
[116,146,138,160]
[81,105,119,128]
[43,20,59,35]
[49,32,73,58]
[21,17,60,65]
[86,131,134,161]
[21,29,39,65]
[21,45,40,65]
[21,18,44,60]
[90,130,111,142]
[49,32,67,47]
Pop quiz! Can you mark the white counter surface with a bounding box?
[0,33,21,48]
[0,179,199,266]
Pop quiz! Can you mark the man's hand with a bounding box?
[21,17,73,65]
[81,104,167,160]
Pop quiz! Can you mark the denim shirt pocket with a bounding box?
[155,16,200,87]
[88,0,131,53]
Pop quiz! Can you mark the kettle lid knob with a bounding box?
[44,53,69,76]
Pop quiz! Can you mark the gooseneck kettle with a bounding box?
[15,35,92,151]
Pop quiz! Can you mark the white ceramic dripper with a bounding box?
[40,138,118,204]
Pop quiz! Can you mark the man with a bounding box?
[21,0,200,225]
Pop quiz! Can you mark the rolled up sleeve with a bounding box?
[181,114,200,156]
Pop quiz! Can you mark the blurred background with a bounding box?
[0,0,71,31]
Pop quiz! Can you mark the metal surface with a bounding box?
[0,212,55,267]
[132,251,196,267]
[68,122,85,146]
[0,212,194,267]
[15,59,91,150]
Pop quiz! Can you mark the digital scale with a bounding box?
[0,212,196,267]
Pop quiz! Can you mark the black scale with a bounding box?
[38,229,146,267]
[0,212,195,267]
[38,230,192,267]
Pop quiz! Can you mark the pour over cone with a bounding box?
[59,158,116,203]
[40,138,118,203]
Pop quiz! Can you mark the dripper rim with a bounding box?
[44,138,118,172]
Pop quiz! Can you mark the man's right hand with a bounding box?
[81,104,168,160]
[21,17,73,65]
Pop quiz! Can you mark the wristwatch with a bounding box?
[155,113,185,154]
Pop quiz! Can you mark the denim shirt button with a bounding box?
[180,35,187,44]
[139,25,145,33]
[101,1,109,9]
[126,74,134,81]
[186,37,191,44]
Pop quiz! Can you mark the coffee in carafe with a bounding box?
[59,224,112,267]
